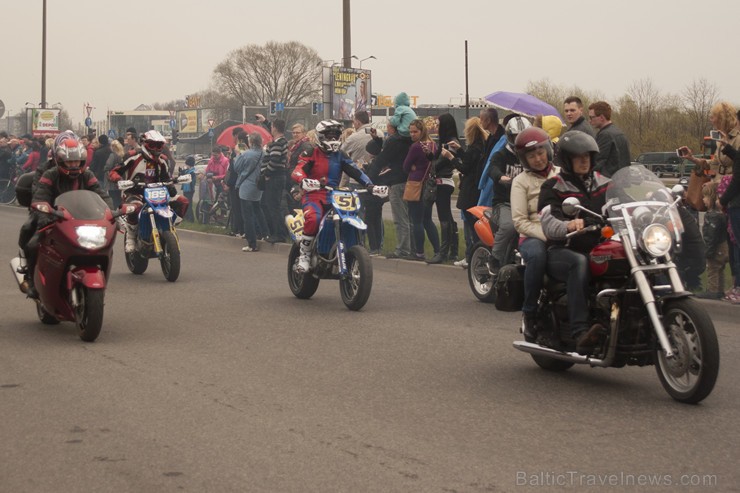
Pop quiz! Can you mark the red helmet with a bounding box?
[53,131,87,178]
[514,127,553,169]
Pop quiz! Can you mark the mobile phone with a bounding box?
[676,148,686,157]
[710,130,721,140]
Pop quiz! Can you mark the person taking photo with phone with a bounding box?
[680,101,740,181]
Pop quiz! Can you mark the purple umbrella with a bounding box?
[483,91,563,120]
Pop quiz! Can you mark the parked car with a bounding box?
[633,152,691,177]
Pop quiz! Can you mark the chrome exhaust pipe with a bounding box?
[513,341,610,367]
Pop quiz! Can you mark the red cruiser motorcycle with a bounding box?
[512,166,719,403]
[10,190,124,342]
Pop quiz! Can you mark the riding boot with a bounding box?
[124,222,138,253]
[24,247,38,299]
[296,235,314,273]
[449,221,459,261]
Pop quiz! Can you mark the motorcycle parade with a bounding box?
[3,3,738,486]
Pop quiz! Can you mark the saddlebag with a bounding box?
[494,264,525,312]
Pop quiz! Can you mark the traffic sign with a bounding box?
[169,119,176,130]
[208,128,214,138]
[84,117,92,127]
[108,129,117,140]
[207,118,215,128]
[276,102,285,112]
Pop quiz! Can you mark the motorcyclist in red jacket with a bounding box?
[291,120,376,272]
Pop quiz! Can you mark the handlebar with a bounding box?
[565,224,601,239]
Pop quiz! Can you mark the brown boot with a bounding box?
[575,324,607,355]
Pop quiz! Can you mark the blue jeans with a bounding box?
[519,237,547,315]
[389,183,412,255]
[241,199,268,249]
[407,200,440,256]
[546,246,590,336]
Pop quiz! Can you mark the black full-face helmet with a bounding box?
[557,130,599,174]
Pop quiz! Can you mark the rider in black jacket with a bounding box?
[21,131,112,298]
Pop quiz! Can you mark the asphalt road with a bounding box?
[0,204,738,492]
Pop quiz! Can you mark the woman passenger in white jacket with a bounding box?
[510,127,560,339]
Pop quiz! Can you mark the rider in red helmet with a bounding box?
[20,131,113,298]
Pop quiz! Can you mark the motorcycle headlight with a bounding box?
[76,226,107,250]
[641,223,672,257]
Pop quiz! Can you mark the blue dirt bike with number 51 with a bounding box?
[118,175,191,282]
[285,185,388,311]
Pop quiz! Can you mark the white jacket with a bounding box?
[511,166,560,242]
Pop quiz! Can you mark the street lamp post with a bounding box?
[359,56,376,69]
[41,0,47,109]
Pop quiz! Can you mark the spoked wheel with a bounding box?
[125,242,149,275]
[339,245,373,311]
[36,303,60,325]
[655,298,719,404]
[159,230,181,282]
[287,243,319,299]
[73,286,104,342]
[0,178,15,205]
[468,242,496,303]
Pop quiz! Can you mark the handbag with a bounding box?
[423,167,437,203]
[257,168,267,191]
[686,169,710,211]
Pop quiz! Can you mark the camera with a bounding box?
[442,143,449,150]
[710,130,722,140]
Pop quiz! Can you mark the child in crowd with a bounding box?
[697,182,729,299]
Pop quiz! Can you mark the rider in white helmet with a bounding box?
[108,130,188,252]
[290,120,378,273]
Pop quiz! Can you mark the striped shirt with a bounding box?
[263,136,289,175]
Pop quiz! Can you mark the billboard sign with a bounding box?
[331,67,371,121]
[30,108,61,136]
[178,110,198,133]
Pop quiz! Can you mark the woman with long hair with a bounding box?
[449,117,489,267]
[403,119,440,261]
[428,113,460,263]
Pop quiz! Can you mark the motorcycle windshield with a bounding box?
[604,165,684,242]
[54,190,110,220]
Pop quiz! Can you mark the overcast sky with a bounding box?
[2,0,738,125]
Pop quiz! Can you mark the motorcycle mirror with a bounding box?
[671,184,685,198]
[562,197,581,217]
[177,174,192,184]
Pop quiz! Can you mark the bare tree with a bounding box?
[620,78,663,151]
[682,78,719,145]
[212,41,322,108]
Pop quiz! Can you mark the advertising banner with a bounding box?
[30,108,60,136]
[331,67,371,121]
[178,110,198,133]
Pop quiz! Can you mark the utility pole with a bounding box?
[342,0,351,68]
[465,40,469,119]
[41,0,47,108]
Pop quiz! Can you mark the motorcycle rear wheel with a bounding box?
[75,287,104,342]
[36,303,59,325]
[339,245,372,311]
[125,248,149,275]
[159,230,181,282]
[287,243,319,299]
[655,298,719,404]
[468,242,496,303]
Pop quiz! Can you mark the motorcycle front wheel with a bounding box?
[655,298,719,404]
[339,245,372,311]
[74,286,104,342]
[159,230,181,282]
[287,243,319,299]
[468,242,496,303]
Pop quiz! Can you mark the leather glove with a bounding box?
[366,183,375,194]
[168,186,178,197]
[109,171,121,182]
